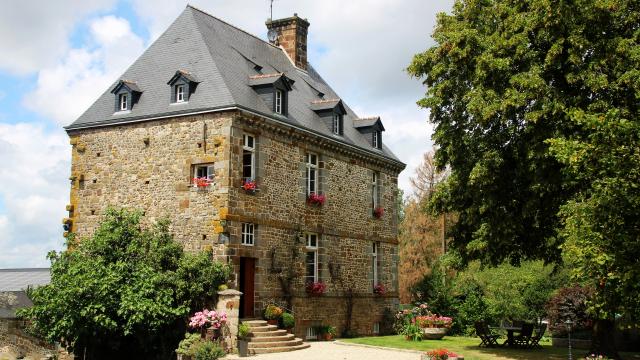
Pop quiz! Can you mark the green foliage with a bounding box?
[18,208,232,359]
[176,333,202,356]
[263,304,283,320]
[281,312,295,329]
[319,325,337,336]
[401,323,423,341]
[237,323,250,338]
[194,341,226,360]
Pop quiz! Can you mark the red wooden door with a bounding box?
[240,257,255,318]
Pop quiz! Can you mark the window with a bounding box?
[275,89,283,114]
[305,233,318,283]
[119,93,128,111]
[373,322,380,334]
[306,326,317,340]
[193,164,214,186]
[372,242,379,286]
[306,153,318,196]
[373,131,381,149]
[242,134,255,182]
[241,223,255,246]
[372,172,379,209]
[332,113,342,135]
[176,84,185,102]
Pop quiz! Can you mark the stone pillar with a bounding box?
[216,289,242,350]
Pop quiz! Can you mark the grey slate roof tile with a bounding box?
[0,268,50,292]
[66,5,403,165]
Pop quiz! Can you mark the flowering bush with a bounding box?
[306,281,326,295]
[188,309,227,330]
[373,284,386,295]
[415,315,453,329]
[425,348,458,360]
[242,180,257,193]
[264,304,283,320]
[585,355,609,360]
[307,192,326,207]
[193,177,212,188]
[373,207,384,219]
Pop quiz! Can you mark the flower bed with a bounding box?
[422,348,462,360]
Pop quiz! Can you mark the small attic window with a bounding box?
[111,80,141,113]
[373,131,382,149]
[332,113,343,135]
[176,85,185,102]
[119,94,128,111]
[248,73,293,117]
[168,70,198,104]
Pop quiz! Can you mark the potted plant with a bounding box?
[415,315,453,340]
[237,323,250,357]
[188,309,228,340]
[319,325,337,341]
[307,192,326,207]
[305,281,327,296]
[373,206,384,219]
[264,304,283,326]
[401,323,423,341]
[242,180,258,195]
[373,284,386,296]
[281,312,295,333]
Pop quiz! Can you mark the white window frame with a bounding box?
[306,326,317,340]
[241,223,255,246]
[372,172,379,209]
[305,233,318,283]
[332,113,341,135]
[306,153,318,196]
[176,84,185,103]
[372,242,379,287]
[373,131,380,149]
[119,93,128,111]
[373,322,380,334]
[242,134,256,182]
[275,89,283,114]
[194,164,215,185]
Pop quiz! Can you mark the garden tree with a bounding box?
[409,1,640,355]
[398,152,451,302]
[18,209,232,360]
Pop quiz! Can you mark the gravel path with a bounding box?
[226,341,421,360]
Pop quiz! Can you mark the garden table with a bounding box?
[500,326,523,347]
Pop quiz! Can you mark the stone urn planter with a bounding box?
[422,327,448,340]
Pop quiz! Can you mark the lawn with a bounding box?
[341,335,640,360]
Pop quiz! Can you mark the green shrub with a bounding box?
[263,304,283,320]
[194,341,226,360]
[176,333,201,356]
[238,323,250,338]
[281,312,295,329]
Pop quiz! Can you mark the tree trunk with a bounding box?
[591,319,619,359]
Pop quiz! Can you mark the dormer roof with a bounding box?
[309,99,346,114]
[110,80,142,94]
[167,70,198,85]
[248,73,294,90]
[354,116,385,131]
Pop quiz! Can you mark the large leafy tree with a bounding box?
[409,0,640,355]
[19,209,232,359]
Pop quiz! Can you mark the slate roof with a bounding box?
[0,268,50,291]
[65,5,403,166]
[354,117,385,131]
[0,291,33,319]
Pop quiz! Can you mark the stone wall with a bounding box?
[66,110,403,338]
[0,318,72,359]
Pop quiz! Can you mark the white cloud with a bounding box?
[0,123,69,268]
[0,0,115,75]
[22,16,145,126]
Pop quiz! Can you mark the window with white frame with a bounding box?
[373,130,381,149]
[305,233,318,283]
[242,134,255,182]
[241,223,255,246]
[194,164,214,183]
[332,113,342,135]
[306,153,318,196]
[373,322,380,334]
[275,89,283,114]
[372,241,379,287]
[119,93,128,111]
[176,84,185,102]
[306,326,317,340]
[372,172,379,209]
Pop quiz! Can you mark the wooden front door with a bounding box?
[239,257,255,318]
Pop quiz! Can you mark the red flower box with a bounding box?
[307,192,326,207]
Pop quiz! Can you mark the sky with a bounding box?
[0,0,453,268]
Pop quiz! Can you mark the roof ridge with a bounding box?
[186,4,279,50]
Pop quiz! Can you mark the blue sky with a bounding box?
[0,0,452,268]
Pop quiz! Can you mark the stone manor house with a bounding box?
[64,5,405,340]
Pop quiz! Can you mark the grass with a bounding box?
[341,335,640,360]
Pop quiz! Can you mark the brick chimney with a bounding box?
[266,14,310,70]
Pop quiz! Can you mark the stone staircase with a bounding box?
[241,320,309,355]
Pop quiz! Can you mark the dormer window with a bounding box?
[111,80,142,113]
[332,113,343,135]
[119,93,128,111]
[167,70,199,104]
[373,131,381,149]
[176,85,185,102]
[275,89,283,114]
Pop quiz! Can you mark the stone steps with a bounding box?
[240,319,308,355]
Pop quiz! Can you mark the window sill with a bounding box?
[113,110,131,115]
[170,101,189,106]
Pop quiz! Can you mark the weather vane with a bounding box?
[269,0,275,20]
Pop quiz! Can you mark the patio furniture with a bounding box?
[474,321,500,348]
[527,323,547,349]
[499,325,523,347]
[512,323,534,347]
